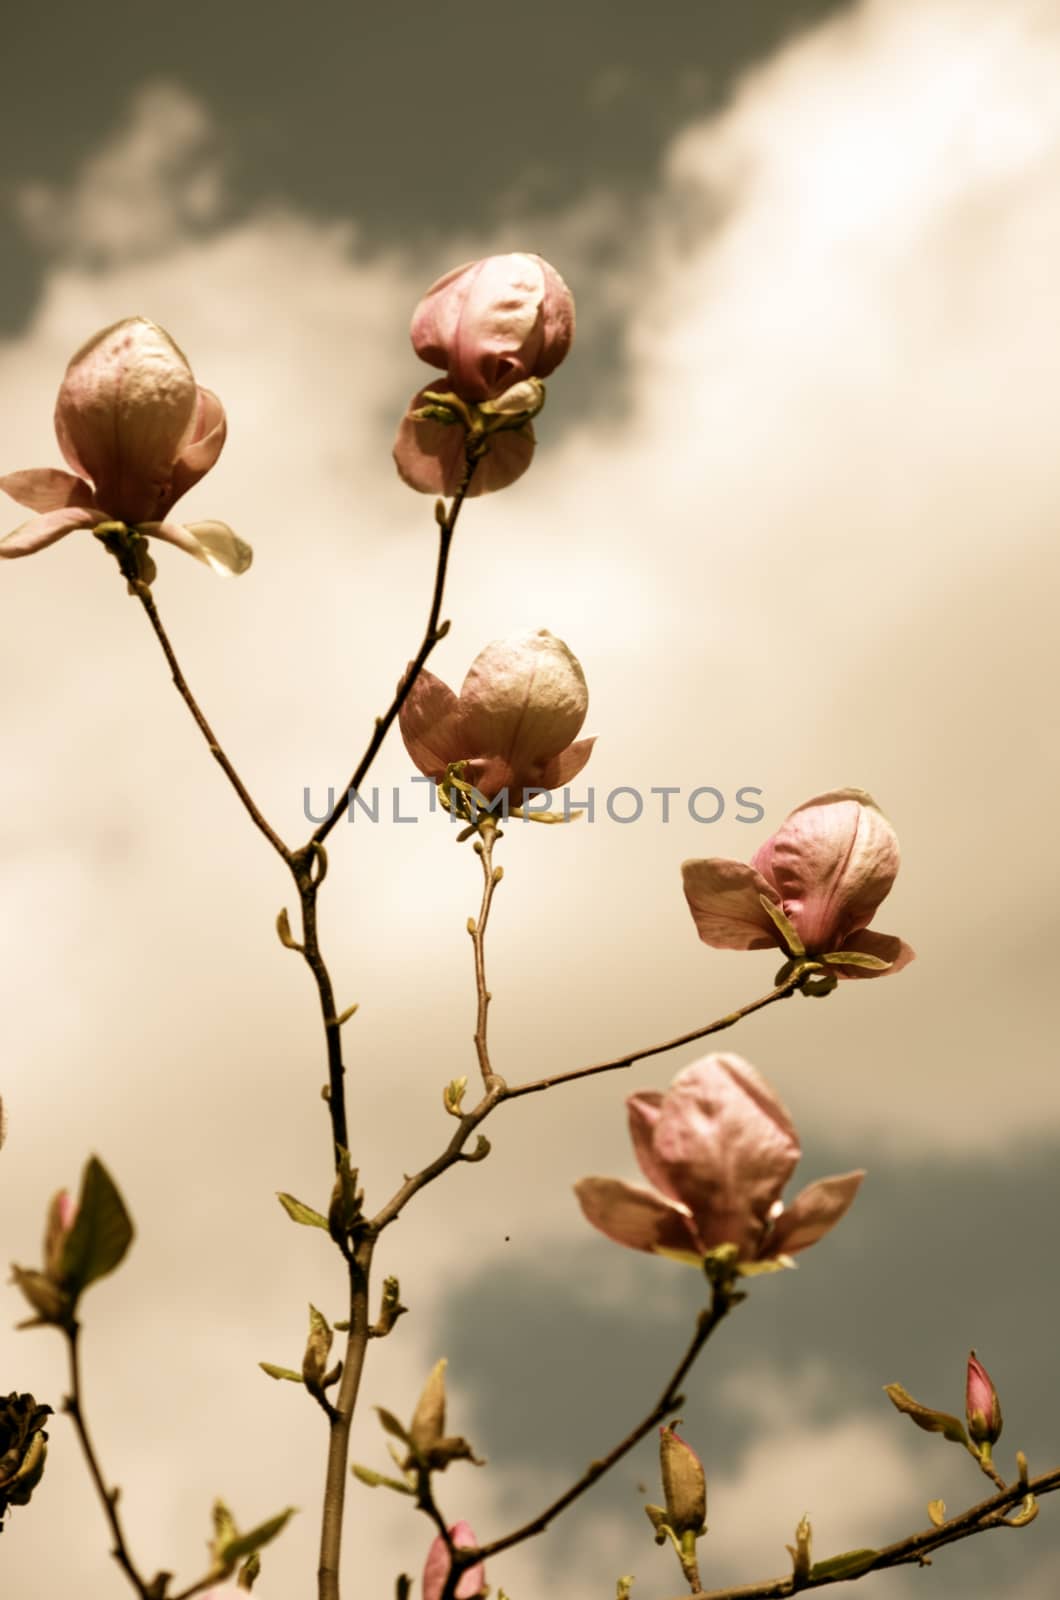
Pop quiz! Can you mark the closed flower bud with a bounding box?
[659,1423,707,1538]
[1,318,249,575]
[411,254,574,402]
[42,1190,77,1282]
[966,1352,1003,1448]
[422,1522,485,1600]
[399,627,595,808]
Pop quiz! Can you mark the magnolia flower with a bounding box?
[682,788,914,980]
[575,1054,864,1268]
[394,252,574,497]
[411,253,574,402]
[0,317,250,575]
[422,1522,485,1600]
[399,627,594,806]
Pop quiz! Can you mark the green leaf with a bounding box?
[809,1549,879,1580]
[219,1508,296,1570]
[59,1157,134,1295]
[259,1363,305,1384]
[758,894,805,957]
[276,1193,329,1230]
[884,1383,969,1446]
[351,1463,415,1494]
[374,1406,410,1445]
[237,1552,262,1591]
[822,949,892,970]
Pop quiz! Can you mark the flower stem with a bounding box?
[64,1323,150,1599]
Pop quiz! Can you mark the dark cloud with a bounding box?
[2,0,853,330]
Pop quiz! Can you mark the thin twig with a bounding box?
[468,820,504,1090]
[318,1239,376,1600]
[439,1282,738,1595]
[310,467,477,849]
[505,977,803,1100]
[678,1466,1060,1599]
[64,1324,150,1599]
[370,980,803,1232]
[131,582,290,861]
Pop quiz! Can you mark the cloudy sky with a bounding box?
[2,1,1059,1597]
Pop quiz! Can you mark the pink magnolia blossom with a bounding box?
[681,788,914,980]
[399,627,594,806]
[0,317,250,575]
[394,252,573,498]
[422,1522,485,1600]
[411,253,574,402]
[575,1054,864,1268]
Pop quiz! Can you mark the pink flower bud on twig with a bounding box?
[0,318,249,575]
[422,1522,486,1600]
[682,789,914,982]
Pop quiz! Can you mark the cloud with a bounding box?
[16,83,226,267]
[3,2,1060,1597]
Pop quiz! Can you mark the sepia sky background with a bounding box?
[2,1,1059,1597]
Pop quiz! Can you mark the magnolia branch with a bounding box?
[369,978,803,1232]
[676,1466,1060,1600]
[310,465,477,849]
[468,820,503,1090]
[130,580,290,861]
[63,1324,152,1600]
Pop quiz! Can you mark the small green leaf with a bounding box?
[259,1363,305,1384]
[375,1406,411,1445]
[809,1549,879,1580]
[884,1383,969,1446]
[822,949,892,970]
[59,1157,134,1295]
[276,1192,329,1230]
[351,1463,415,1494]
[237,1552,261,1590]
[213,1499,238,1553]
[220,1508,296,1570]
[758,895,805,957]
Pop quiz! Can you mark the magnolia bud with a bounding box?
[965,1352,1003,1448]
[658,1422,707,1538]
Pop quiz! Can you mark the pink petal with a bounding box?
[574,1177,701,1257]
[627,1091,685,1203]
[753,789,900,954]
[0,505,103,557]
[648,1054,801,1241]
[392,400,534,497]
[422,1523,484,1600]
[413,254,559,401]
[538,735,596,790]
[681,858,781,950]
[768,1170,865,1256]
[457,628,588,777]
[398,667,463,778]
[145,519,252,575]
[0,467,94,513]
[166,386,227,511]
[55,317,198,524]
[828,929,916,981]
